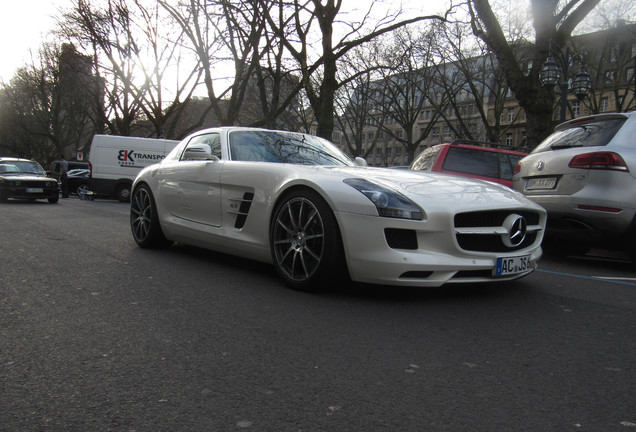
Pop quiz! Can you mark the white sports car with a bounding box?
[130,127,546,290]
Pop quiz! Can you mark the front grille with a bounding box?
[454,209,542,253]
[455,210,540,227]
[385,228,418,250]
[11,180,55,188]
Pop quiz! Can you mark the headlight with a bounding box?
[344,178,424,220]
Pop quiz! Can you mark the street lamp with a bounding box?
[539,41,592,121]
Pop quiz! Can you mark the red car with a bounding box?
[410,141,528,188]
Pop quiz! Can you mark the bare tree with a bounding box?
[0,42,95,162]
[467,0,601,147]
[372,25,445,164]
[433,19,522,144]
[160,0,268,127]
[265,0,446,140]
[334,43,385,159]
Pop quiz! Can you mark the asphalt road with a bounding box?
[1,198,635,432]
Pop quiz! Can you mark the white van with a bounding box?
[88,134,180,202]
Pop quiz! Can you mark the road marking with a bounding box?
[594,276,636,282]
[537,269,636,287]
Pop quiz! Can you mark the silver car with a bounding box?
[513,112,636,259]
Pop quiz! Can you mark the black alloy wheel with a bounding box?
[270,189,346,291]
[130,184,172,248]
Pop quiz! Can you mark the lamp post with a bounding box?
[539,41,592,121]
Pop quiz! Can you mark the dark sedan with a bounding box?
[0,157,59,203]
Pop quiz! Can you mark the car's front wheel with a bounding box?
[130,184,172,248]
[270,189,347,291]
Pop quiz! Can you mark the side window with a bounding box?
[500,153,525,180]
[180,133,221,161]
[442,147,499,179]
[499,154,513,181]
[410,146,442,171]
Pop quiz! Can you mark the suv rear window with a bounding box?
[442,147,499,178]
[532,118,625,154]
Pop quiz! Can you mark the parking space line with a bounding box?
[537,269,636,287]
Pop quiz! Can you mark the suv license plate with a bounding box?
[26,188,44,193]
[495,255,531,276]
[526,177,557,190]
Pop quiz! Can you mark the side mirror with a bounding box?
[183,144,219,161]
[354,156,368,167]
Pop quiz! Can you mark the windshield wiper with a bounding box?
[550,143,583,150]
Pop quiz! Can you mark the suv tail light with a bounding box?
[568,152,629,172]
[513,161,521,175]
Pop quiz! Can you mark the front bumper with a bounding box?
[1,186,58,200]
[336,211,543,287]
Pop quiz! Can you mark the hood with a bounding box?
[328,166,537,211]
[0,173,57,182]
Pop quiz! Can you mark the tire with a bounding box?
[116,183,131,202]
[130,184,172,248]
[270,189,347,291]
[48,195,59,204]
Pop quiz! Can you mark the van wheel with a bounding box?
[130,184,172,248]
[116,184,131,202]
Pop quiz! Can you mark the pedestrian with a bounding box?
[59,155,69,198]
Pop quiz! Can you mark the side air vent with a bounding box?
[230,192,254,229]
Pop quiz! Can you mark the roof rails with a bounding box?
[450,139,529,152]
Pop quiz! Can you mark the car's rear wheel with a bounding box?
[270,189,346,291]
[130,184,172,248]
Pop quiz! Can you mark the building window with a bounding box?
[432,127,439,138]
[444,126,452,138]
[600,97,609,112]
[508,109,514,123]
[505,133,513,146]
[572,101,580,117]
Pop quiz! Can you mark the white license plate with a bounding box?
[26,188,44,193]
[495,255,531,276]
[525,177,557,190]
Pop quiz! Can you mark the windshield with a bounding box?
[229,130,355,166]
[0,160,46,175]
[532,118,625,154]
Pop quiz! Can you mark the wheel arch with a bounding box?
[270,183,343,237]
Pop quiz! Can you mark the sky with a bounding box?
[0,0,449,83]
[0,0,64,82]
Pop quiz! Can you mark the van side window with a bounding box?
[180,133,222,161]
